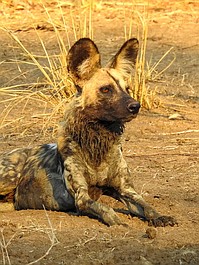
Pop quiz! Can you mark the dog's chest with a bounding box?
[86,164,110,186]
[84,145,122,186]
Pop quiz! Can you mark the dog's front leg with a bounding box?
[63,162,125,226]
[113,161,177,227]
[75,189,125,226]
[119,186,176,227]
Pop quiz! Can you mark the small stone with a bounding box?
[146,227,157,239]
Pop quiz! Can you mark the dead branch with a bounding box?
[26,206,59,265]
[160,129,199,135]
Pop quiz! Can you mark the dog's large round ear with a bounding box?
[107,38,139,77]
[67,38,101,85]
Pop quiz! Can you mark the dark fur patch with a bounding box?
[108,38,138,71]
[67,38,101,81]
[123,38,139,63]
[64,109,122,166]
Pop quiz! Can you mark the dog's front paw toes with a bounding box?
[149,216,177,227]
[106,217,128,227]
[103,213,128,227]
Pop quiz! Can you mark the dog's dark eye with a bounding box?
[100,86,112,94]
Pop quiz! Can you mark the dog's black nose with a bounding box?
[127,101,140,114]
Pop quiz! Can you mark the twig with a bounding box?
[0,208,60,265]
[0,229,7,265]
[26,206,59,265]
[127,153,198,158]
[64,234,97,251]
[160,129,199,135]
[26,242,55,265]
[0,228,14,265]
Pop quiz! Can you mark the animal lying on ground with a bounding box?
[0,38,176,227]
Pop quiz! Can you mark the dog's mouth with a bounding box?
[122,113,138,122]
[98,112,138,124]
[99,112,138,133]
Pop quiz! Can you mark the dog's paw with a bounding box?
[149,216,177,227]
[105,216,128,227]
[102,212,128,227]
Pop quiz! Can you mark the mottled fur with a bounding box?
[0,38,176,227]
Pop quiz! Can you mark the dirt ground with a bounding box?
[0,1,199,264]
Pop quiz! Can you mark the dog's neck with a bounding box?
[60,106,124,166]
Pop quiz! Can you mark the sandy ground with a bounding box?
[0,1,199,264]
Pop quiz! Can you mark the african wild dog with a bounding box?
[0,38,176,227]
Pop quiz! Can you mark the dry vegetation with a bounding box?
[0,0,176,135]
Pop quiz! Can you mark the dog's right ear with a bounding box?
[67,38,101,86]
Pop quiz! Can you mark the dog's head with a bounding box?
[67,38,140,123]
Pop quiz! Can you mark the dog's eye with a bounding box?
[100,86,112,94]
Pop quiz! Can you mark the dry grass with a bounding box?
[0,1,94,135]
[0,0,175,135]
[124,7,176,109]
[0,208,59,265]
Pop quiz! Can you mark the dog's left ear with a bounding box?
[107,38,139,77]
[67,38,101,85]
